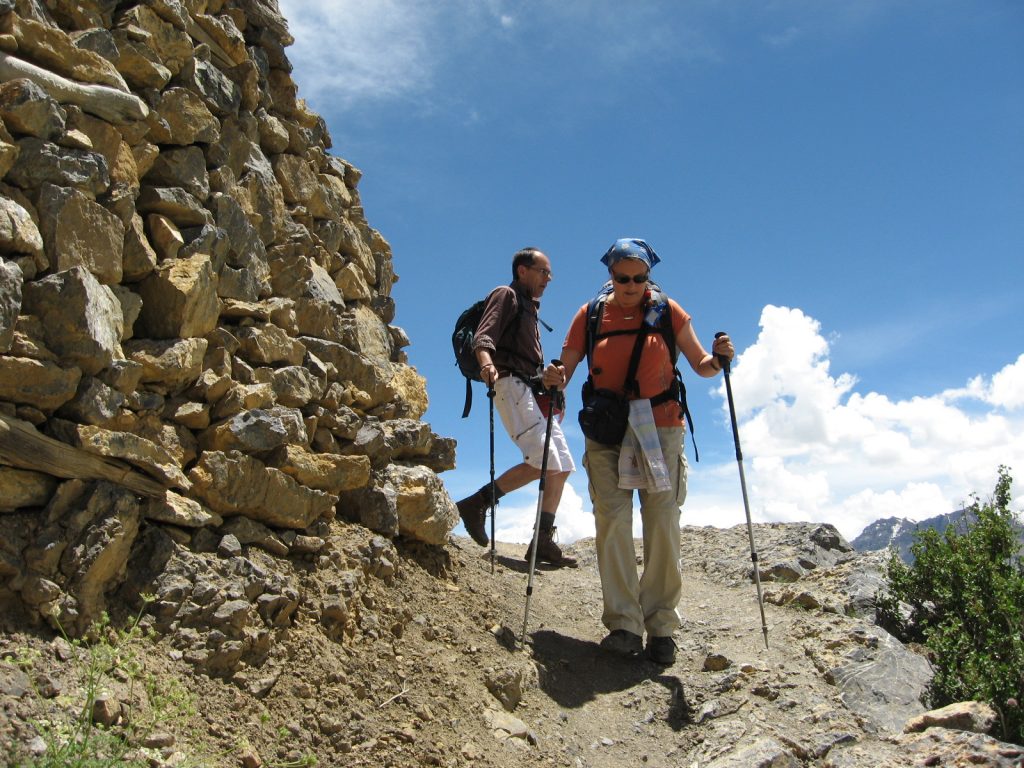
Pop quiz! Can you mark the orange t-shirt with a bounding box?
[563,296,691,428]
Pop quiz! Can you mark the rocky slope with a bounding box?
[3,522,1022,767]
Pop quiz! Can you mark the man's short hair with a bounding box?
[512,247,542,281]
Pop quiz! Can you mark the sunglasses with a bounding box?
[612,273,649,285]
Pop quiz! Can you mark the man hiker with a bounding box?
[455,247,578,568]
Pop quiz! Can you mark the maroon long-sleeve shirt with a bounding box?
[473,281,543,380]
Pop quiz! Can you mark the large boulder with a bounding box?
[386,464,458,546]
[21,266,123,376]
[827,625,933,734]
[55,482,143,634]
[6,138,109,196]
[0,197,45,271]
[188,450,337,529]
[123,337,207,394]
[265,444,371,494]
[135,254,220,339]
[37,184,124,284]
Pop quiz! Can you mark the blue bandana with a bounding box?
[600,238,661,269]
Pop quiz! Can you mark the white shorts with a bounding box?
[494,376,576,473]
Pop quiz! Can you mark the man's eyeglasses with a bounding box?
[530,266,552,278]
[612,273,649,285]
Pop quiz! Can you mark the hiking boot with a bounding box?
[599,629,643,657]
[524,527,578,568]
[646,635,677,665]
[455,490,489,547]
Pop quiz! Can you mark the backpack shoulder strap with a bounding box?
[622,322,651,397]
[457,290,505,419]
[583,287,650,396]
[584,292,608,365]
[497,289,548,372]
[462,289,543,420]
[644,286,678,366]
[645,287,700,460]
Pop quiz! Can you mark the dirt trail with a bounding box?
[443,536,873,768]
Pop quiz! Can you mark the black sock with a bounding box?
[540,512,556,531]
[478,483,505,506]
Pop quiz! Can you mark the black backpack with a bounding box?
[453,287,555,418]
[583,281,698,459]
[452,291,530,418]
[452,299,490,418]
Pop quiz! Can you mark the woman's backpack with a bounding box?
[581,281,698,458]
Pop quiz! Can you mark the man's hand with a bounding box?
[480,362,498,387]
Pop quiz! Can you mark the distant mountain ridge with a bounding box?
[852,509,1024,562]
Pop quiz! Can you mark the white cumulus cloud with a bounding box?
[957,354,1024,411]
[712,306,1024,540]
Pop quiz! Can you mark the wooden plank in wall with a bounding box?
[0,412,167,498]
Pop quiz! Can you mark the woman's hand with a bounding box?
[541,362,566,389]
[712,333,735,362]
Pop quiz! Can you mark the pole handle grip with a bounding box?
[714,331,731,374]
[548,359,563,394]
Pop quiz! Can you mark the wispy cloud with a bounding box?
[278,0,442,108]
[277,1,728,112]
[276,1,909,119]
[831,291,1019,372]
[763,25,803,48]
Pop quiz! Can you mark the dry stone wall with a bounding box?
[0,0,457,647]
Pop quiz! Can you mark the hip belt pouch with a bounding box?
[578,379,630,445]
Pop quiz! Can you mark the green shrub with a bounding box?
[878,466,1024,744]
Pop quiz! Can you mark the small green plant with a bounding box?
[878,466,1024,744]
[12,596,196,767]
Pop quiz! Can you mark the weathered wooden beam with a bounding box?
[0,412,166,498]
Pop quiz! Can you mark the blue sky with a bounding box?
[277,1,1023,543]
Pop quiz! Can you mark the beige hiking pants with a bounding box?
[583,426,688,638]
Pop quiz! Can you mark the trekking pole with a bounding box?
[715,332,770,650]
[520,360,560,648]
[488,384,497,574]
